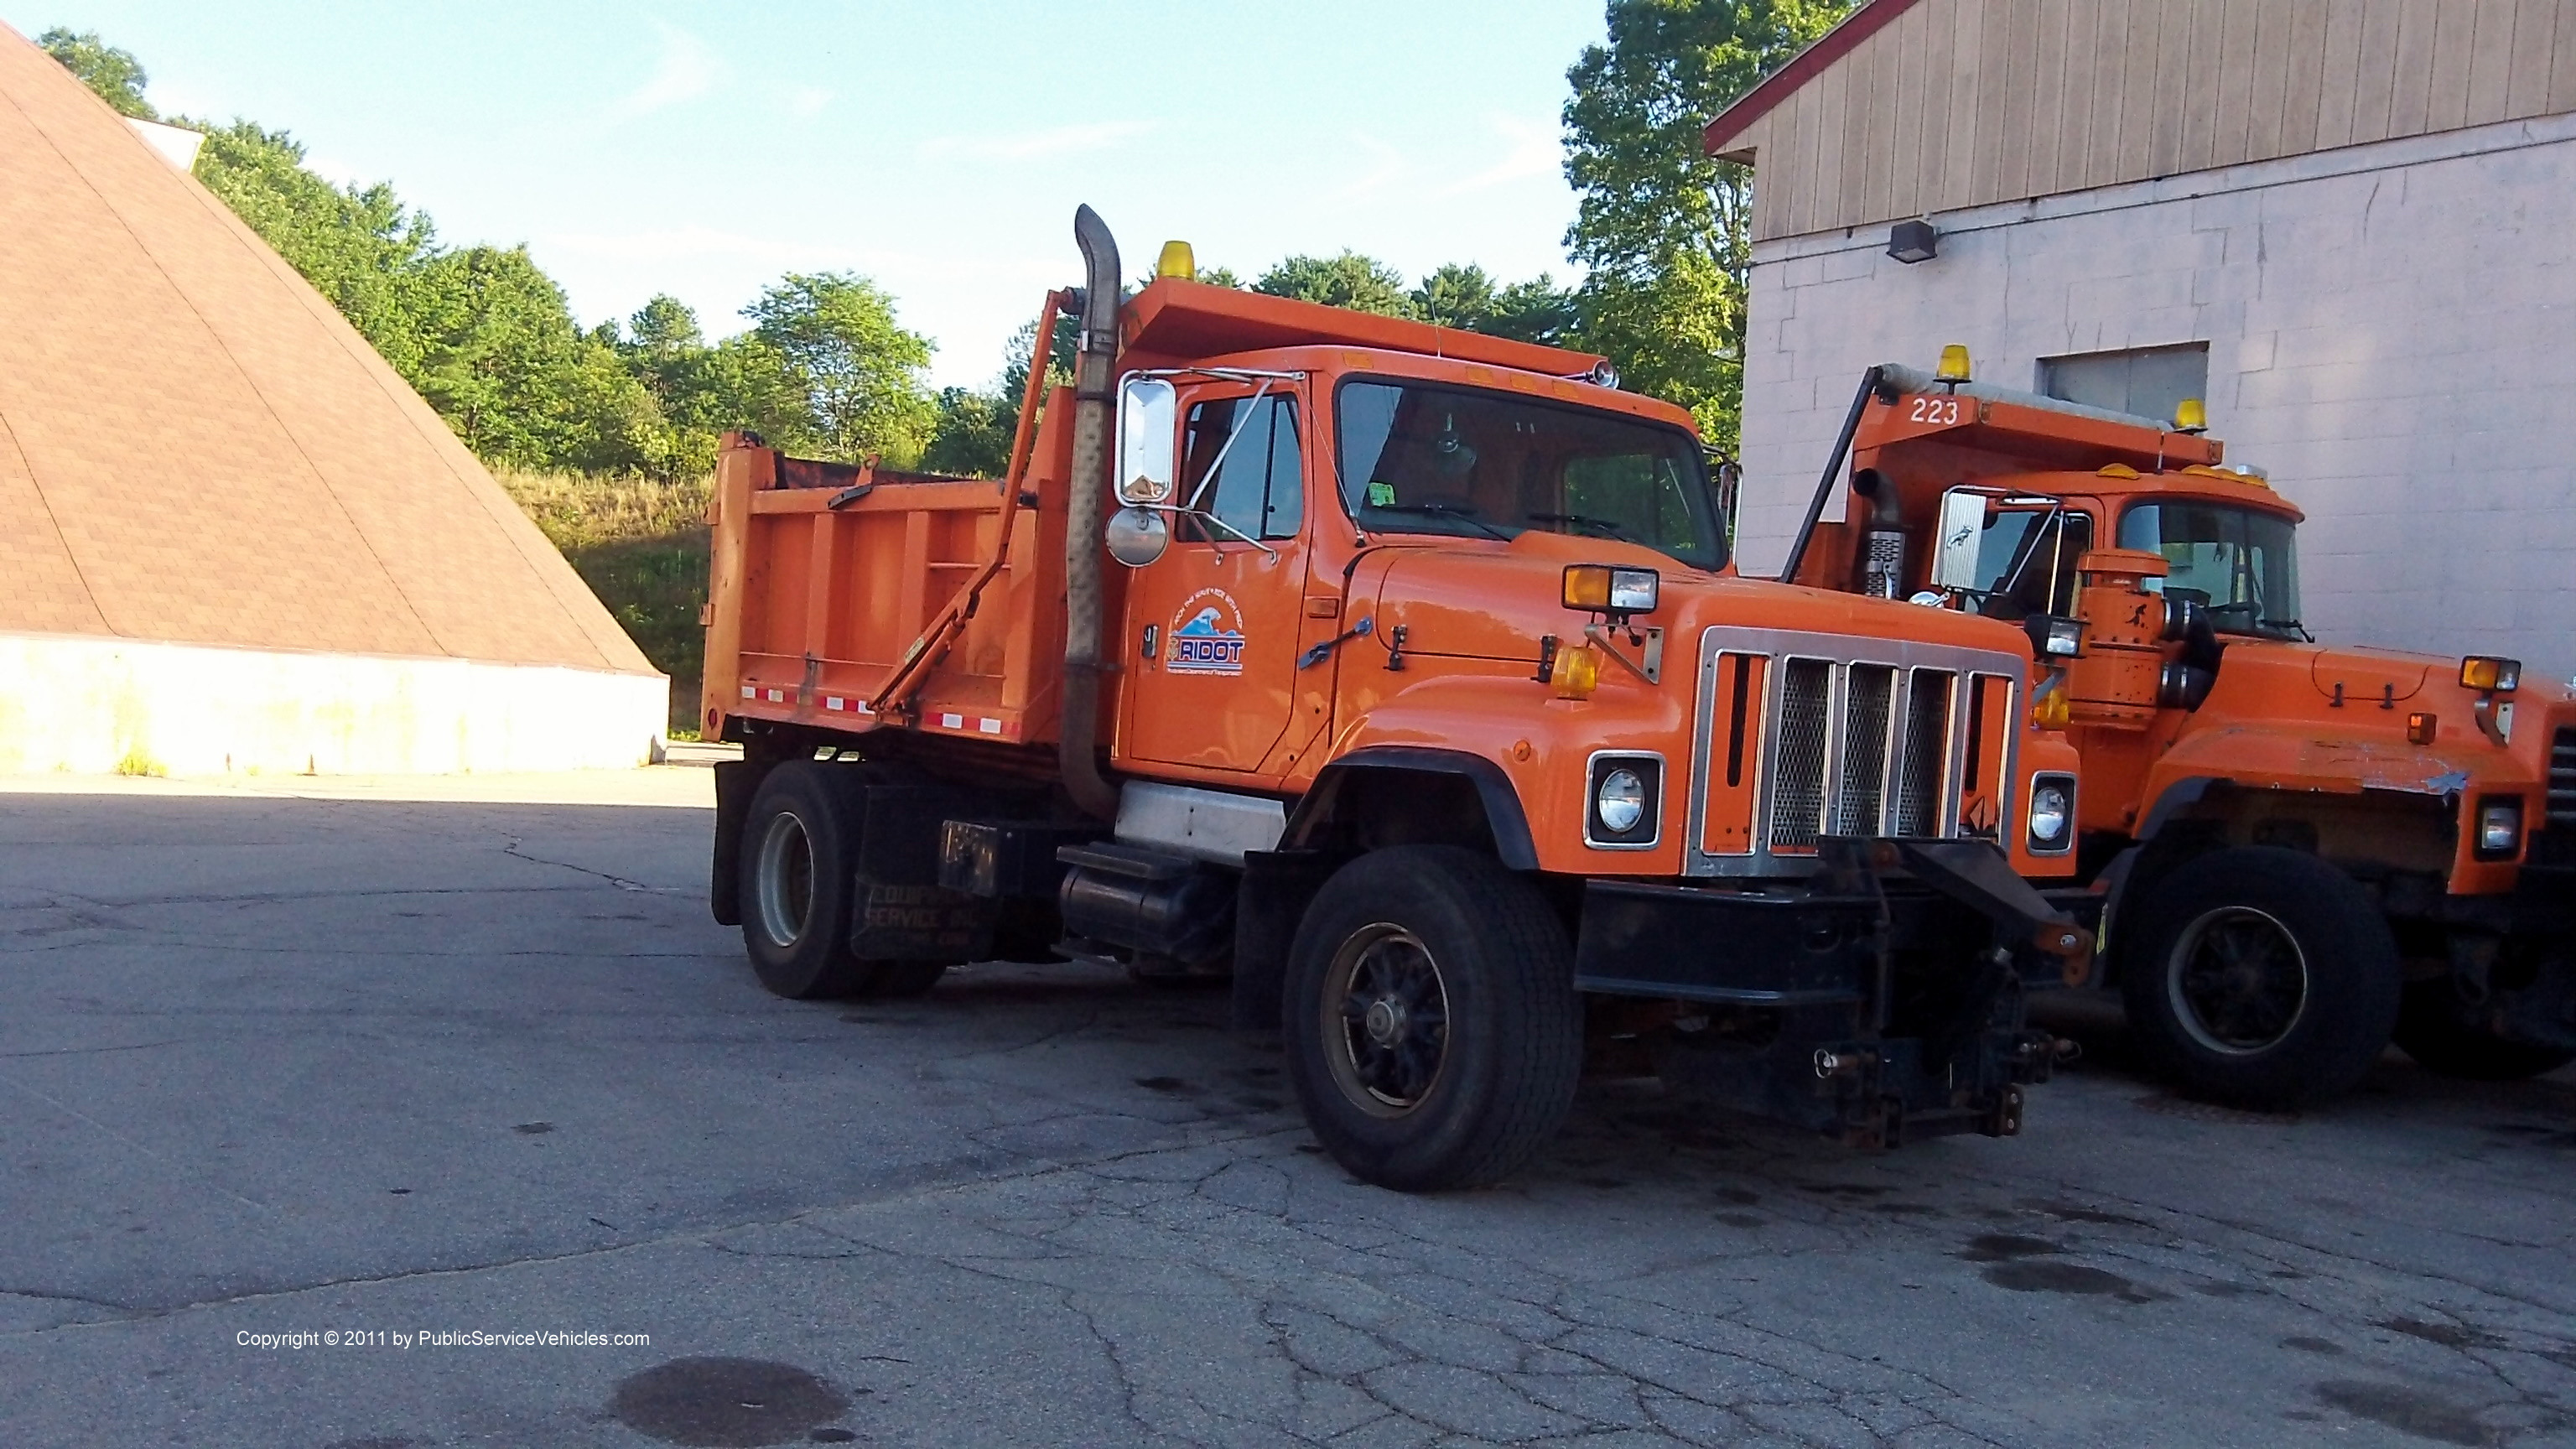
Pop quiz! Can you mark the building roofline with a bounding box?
[1701,0,1925,159]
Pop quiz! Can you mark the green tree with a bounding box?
[1562,0,1852,448]
[408,245,670,475]
[192,122,444,377]
[922,306,1078,478]
[1411,263,1583,347]
[1412,262,1497,330]
[1254,252,1420,318]
[39,28,156,118]
[743,273,936,465]
[922,387,1013,476]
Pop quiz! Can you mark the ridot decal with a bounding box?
[1168,588,1247,677]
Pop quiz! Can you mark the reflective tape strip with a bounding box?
[824,697,845,711]
[766,689,785,703]
[740,686,756,699]
[978,718,1003,735]
[939,712,963,730]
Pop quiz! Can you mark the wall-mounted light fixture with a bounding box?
[1888,218,1939,264]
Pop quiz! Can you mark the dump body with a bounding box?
[1783,362,2576,1102]
[703,257,2094,1187]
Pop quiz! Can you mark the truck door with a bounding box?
[1118,382,1313,773]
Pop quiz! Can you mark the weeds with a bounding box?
[495,470,709,734]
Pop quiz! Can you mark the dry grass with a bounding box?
[495,470,712,736]
[494,470,711,550]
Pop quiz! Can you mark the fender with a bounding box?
[2091,776,2220,983]
[1283,745,1539,870]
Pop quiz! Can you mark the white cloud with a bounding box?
[1437,112,1562,197]
[606,22,726,121]
[920,120,1156,163]
[1327,131,1407,201]
[788,86,833,119]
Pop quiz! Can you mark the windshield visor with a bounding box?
[2116,501,2303,637]
[1335,378,1724,569]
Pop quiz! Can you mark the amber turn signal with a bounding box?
[2407,712,2437,745]
[1550,641,1602,699]
[2459,656,2521,692]
[2030,680,2072,730]
[1561,564,1659,616]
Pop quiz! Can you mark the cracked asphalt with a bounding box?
[4,771,2574,1449]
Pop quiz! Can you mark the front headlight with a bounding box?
[1586,754,1662,848]
[1597,769,1646,834]
[2475,797,2523,860]
[2027,775,2075,853]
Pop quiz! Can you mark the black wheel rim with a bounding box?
[754,812,814,949]
[2165,905,2309,1055]
[1321,923,1452,1117]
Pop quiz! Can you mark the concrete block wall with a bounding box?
[0,633,669,776]
[1736,112,2576,685]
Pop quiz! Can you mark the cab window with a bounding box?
[1179,394,1302,543]
[1968,508,2093,620]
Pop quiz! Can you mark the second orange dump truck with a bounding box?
[1784,356,2576,1109]
[700,209,2096,1192]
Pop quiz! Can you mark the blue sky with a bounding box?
[14,3,1608,388]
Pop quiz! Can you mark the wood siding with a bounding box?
[1722,0,2576,241]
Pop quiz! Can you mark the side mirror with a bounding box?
[1104,506,1169,568]
[1114,376,1176,505]
[1930,487,1990,591]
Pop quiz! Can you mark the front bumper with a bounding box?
[1571,838,2085,1146]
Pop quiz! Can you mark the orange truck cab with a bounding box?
[1783,356,2576,1109]
[700,210,2095,1192]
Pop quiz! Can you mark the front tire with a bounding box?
[2393,982,2576,1081]
[1282,846,1581,1192]
[2118,847,2401,1109]
[739,761,866,1000]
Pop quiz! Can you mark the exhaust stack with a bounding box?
[1058,205,1124,821]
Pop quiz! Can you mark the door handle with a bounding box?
[1142,624,1158,660]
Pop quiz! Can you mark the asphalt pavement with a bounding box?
[3,769,2572,1448]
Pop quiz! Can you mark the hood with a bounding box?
[1353,531,2036,670]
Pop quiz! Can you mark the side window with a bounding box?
[1971,510,2094,620]
[1180,395,1303,543]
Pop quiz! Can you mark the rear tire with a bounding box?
[2393,983,2576,1081]
[738,761,866,1000]
[2118,846,2401,1109]
[1283,846,1581,1192]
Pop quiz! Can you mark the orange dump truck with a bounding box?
[1781,356,2576,1109]
[700,210,2095,1191]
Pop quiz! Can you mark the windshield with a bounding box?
[1335,378,1725,569]
[2117,501,2303,638]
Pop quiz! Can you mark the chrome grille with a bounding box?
[2551,724,2576,828]
[1690,626,2026,880]
[1770,659,1832,848]
[1834,665,1895,834]
[1895,669,1954,836]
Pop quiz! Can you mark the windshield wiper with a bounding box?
[2260,618,2314,641]
[1367,501,1513,541]
[1524,511,1641,543]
